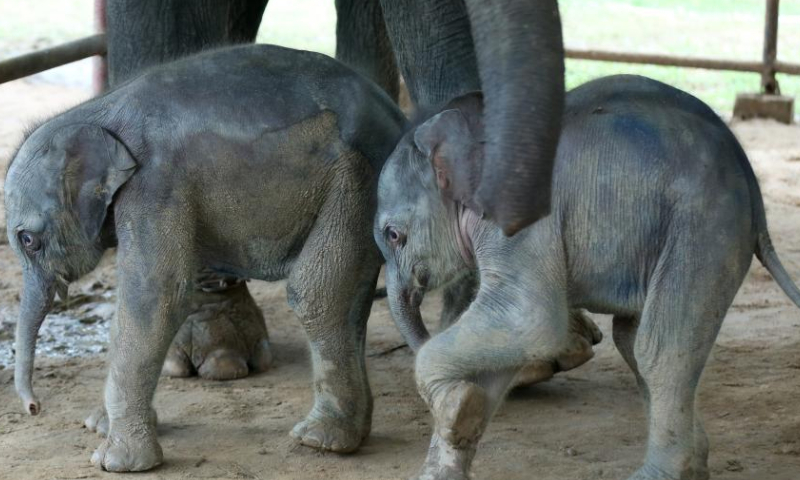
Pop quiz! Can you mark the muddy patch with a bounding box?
[0,283,114,367]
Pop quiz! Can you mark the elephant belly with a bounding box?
[564,232,652,317]
[171,110,366,282]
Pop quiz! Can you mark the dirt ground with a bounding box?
[0,79,799,480]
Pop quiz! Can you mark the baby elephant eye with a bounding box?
[384,226,406,247]
[18,231,41,253]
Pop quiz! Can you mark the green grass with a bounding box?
[561,0,800,114]
[1,0,798,116]
[621,0,800,15]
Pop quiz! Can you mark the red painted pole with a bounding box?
[93,0,107,93]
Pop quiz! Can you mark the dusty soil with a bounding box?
[0,79,799,480]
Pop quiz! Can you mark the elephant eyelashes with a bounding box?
[18,231,41,253]
[384,226,406,247]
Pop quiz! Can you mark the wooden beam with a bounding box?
[0,34,107,85]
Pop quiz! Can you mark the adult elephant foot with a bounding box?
[289,408,370,453]
[161,274,273,380]
[513,310,602,387]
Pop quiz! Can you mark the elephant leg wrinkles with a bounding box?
[90,224,194,472]
[413,276,573,480]
[286,158,379,453]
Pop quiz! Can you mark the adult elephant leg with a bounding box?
[335,0,399,101]
[161,274,273,380]
[104,0,271,382]
[105,0,268,86]
[378,0,480,110]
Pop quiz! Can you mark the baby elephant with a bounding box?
[6,44,406,471]
[375,75,800,480]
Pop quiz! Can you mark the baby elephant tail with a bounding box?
[756,233,800,309]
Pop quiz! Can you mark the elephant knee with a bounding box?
[414,342,461,406]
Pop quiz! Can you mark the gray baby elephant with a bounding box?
[375,75,800,480]
[6,44,406,471]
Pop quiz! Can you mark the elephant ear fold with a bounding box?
[413,109,482,209]
[64,127,137,241]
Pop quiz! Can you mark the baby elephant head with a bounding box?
[375,92,485,351]
[5,123,136,415]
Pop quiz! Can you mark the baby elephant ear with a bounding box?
[64,127,137,241]
[413,109,481,208]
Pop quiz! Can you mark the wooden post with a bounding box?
[762,0,780,94]
[93,0,108,93]
[734,0,794,123]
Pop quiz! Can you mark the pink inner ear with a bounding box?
[435,168,449,190]
[431,151,450,191]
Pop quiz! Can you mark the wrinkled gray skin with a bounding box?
[375,75,800,480]
[76,0,399,438]
[103,0,566,386]
[6,44,407,472]
[108,0,567,235]
[103,0,400,390]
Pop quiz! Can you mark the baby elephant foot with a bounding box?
[290,405,370,453]
[414,434,476,480]
[627,462,706,480]
[556,309,603,371]
[85,406,157,438]
[434,382,486,448]
[413,382,485,479]
[85,406,110,437]
[90,427,163,472]
[515,310,602,387]
[162,280,272,380]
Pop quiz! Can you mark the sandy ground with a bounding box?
[0,79,799,480]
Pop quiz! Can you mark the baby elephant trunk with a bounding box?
[386,269,430,352]
[14,272,56,415]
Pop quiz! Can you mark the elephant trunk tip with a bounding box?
[20,392,40,416]
[15,344,43,416]
[15,358,43,416]
[25,398,40,416]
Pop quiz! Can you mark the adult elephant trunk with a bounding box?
[466,0,565,236]
[14,270,56,415]
[385,267,430,352]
